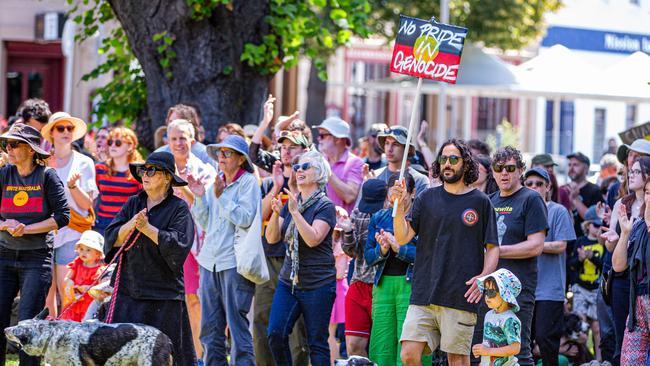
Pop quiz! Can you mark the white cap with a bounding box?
[314,117,351,144]
[75,230,105,258]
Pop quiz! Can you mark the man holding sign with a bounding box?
[392,139,499,366]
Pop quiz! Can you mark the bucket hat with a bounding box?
[41,112,88,142]
[617,139,650,164]
[129,151,188,186]
[75,230,105,258]
[314,117,351,144]
[477,268,522,312]
[206,135,255,173]
[358,179,388,214]
[377,126,416,157]
[0,123,50,157]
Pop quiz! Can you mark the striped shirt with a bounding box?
[95,163,141,220]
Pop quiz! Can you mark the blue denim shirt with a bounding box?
[192,172,260,272]
[364,208,417,285]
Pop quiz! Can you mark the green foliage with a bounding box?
[66,0,145,127]
[486,119,520,151]
[153,31,177,80]
[368,0,562,50]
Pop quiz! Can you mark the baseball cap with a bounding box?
[277,130,309,148]
[531,154,557,167]
[523,167,550,183]
[567,152,590,166]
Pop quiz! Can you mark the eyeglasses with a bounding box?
[438,155,461,165]
[525,181,546,188]
[54,125,75,133]
[317,133,332,140]
[107,139,123,147]
[136,166,163,178]
[629,169,643,177]
[217,150,236,158]
[484,288,499,298]
[383,128,408,138]
[292,162,313,172]
[493,164,518,173]
[0,140,25,150]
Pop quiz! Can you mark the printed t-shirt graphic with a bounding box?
[1,184,44,213]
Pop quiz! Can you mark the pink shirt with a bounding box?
[327,149,364,214]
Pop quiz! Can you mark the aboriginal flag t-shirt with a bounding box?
[0,165,69,250]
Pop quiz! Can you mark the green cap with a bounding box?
[531,153,557,167]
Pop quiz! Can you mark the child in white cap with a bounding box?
[60,230,107,321]
[472,268,522,366]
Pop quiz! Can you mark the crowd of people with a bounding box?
[0,96,649,366]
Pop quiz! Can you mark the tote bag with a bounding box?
[233,204,270,284]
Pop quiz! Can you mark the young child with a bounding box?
[330,206,351,364]
[472,268,522,366]
[60,230,107,322]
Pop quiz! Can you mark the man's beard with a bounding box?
[441,168,463,183]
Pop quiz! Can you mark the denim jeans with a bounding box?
[268,280,336,366]
[597,287,616,364]
[0,247,52,366]
[199,266,255,366]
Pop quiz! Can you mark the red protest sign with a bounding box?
[390,15,469,84]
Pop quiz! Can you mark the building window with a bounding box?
[476,97,510,140]
[348,61,389,142]
[626,104,637,129]
[593,108,607,159]
[545,100,574,155]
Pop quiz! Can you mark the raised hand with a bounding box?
[389,179,410,216]
[618,203,633,234]
[214,175,226,198]
[261,94,276,126]
[186,174,206,197]
[272,161,284,190]
[284,188,299,215]
[271,196,283,215]
[67,172,81,188]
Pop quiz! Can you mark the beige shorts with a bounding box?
[400,304,477,356]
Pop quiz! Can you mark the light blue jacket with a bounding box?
[192,172,260,272]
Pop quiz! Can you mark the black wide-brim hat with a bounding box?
[0,123,50,157]
[129,151,188,186]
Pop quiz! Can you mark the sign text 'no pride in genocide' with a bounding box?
[390,15,468,84]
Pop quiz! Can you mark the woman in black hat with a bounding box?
[104,151,196,366]
[0,123,70,366]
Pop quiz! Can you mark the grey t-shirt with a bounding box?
[535,201,576,301]
[375,166,429,197]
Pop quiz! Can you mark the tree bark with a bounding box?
[305,61,327,126]
[108,0,272,147]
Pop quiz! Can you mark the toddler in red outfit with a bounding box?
[60,230,107,321]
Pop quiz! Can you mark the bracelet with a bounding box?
[68,185,77,190]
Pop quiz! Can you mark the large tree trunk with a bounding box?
[305,62,327,126]
[108,0,272,148]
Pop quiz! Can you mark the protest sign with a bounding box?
[390,15,469,84]
[619,120,650,144]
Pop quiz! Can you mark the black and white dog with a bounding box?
[4,309,173,366]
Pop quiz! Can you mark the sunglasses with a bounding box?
[525,181,546,188]
[136,166,164,178]
[438,155,461,165]
[493,164,518,173]
[217,150,236,158]
[292,162,313,172]
[383,128,408,138]
[54,125,76,133]
[1,140,25,150]
[317,133,332,140]
[107,139,123,147]
[484,288,499,299]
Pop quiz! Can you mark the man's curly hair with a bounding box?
[430,138,478,186]
[18,98,51,124]
[493,146,526,170]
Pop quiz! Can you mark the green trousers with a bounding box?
[369,275,432,366]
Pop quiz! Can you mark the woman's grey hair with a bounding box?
[167,119,195,140]
[299,150,331,188]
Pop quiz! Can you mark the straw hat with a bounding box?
[41,112,88,142]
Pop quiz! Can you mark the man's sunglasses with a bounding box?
[0,140,25,150]
[525,181,545,188]
[54,125,75,133]
[438,155,461,165]
[493,164,518,173]
[108,139,123,147]
[137,166,164,178]
[292,162,313,172]
[484,288,499,298]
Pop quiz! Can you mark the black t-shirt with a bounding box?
[261,176,289,257]
[572,182,602,236]
[409,186,498,313]
[279,195,337,290]
[490,187,548,291]
[383,250,409,276]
